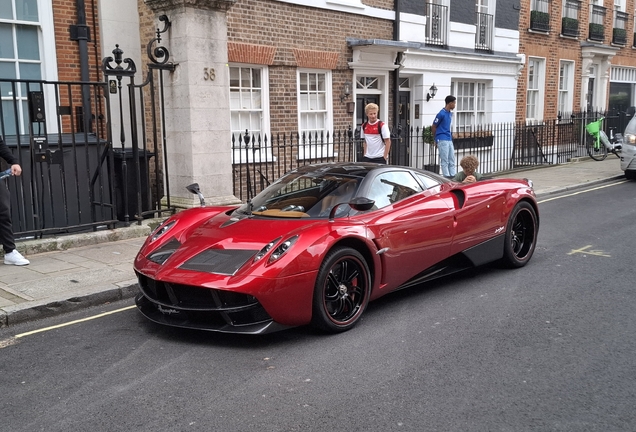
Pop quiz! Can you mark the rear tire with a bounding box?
[587,134,608,161]
[501,201,538,268]
[625,170,636,180]
[311,247,370,333]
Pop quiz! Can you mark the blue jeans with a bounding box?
[437,140,456,177]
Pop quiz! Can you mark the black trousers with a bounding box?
[362,156,387,164]
[0,180,15,253]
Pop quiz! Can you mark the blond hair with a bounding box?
[365,103,379,114]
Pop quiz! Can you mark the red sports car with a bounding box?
[134,162,539,334]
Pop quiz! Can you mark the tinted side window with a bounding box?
[414,172,441,189]
[367,171,423,210]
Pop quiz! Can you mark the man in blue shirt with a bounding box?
[431,95,457,178]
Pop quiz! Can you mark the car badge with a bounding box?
[157,305,179,315]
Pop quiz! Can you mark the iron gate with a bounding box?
[1,16,175,238]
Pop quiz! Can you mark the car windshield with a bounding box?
[625,114,636,136]
[233,172,361,219]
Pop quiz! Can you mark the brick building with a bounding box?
[519,0,636,122]
[3,0,522,158]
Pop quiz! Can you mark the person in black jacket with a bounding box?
[0,135,29,265]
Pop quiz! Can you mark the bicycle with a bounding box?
[585,117,622,161]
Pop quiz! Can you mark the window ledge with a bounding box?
[326,0,364,10]
[528,29,550,35]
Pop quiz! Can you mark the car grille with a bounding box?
[136,272,271,327]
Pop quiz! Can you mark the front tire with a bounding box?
[625,170,636,180]
[587,134,608,161]
[501,201,538,268]
[311,247,370,333]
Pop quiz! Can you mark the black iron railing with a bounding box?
[475,12,494,52]
[425,2,448,47]
[231,111,632,202]
[1,16,176,238]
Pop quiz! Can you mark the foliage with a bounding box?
[613,27,626,44]
[589,23,604,39]
[530,11,549,31]
[422,126,434,144]
[561,17,578,35]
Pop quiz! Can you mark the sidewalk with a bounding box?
[0,156,627,328]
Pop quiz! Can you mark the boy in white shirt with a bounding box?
[360,103,391,164]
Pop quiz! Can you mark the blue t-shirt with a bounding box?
[432,108,453,141]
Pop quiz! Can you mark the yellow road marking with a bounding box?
[14,305,136,339]
[538,180,627,203]
[567,245,611,257]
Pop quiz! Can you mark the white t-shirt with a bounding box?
[361,120,391,158]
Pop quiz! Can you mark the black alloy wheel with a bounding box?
[311,247,370,333]
[501,201,538,268]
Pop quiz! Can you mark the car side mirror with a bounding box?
[328,197,375,221]
[186,183,206,207]
[349,197,375,211]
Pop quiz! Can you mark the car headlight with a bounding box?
[150,220,176,242]
[269,235,299,264]
[253,237,281,263]
[626,134,636,144]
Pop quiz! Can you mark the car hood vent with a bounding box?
[179,249,258,275]
[148,238,181,265]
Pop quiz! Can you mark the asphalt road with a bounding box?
[1,179,635,432]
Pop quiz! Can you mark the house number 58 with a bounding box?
[203,68,216,81]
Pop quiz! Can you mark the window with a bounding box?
[451,81,487,132]
[526,58,545,122]
[425,0,449,46]
[558,61,574,115]
[230,65,271,162]
[634,9,636,47]
[476,0,489,14]
[0,0,42,135]
[366,171,423,210]
[561,0,580,37]
[297,70,333,159]
[475,0,494,51]
[357,76,379,91]
[531,0,549,13]
[530,0,550,32]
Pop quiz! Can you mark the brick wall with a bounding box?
[518,0,636,122]
[227,0,394,132]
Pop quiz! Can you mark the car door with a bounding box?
[359,171,455,290]
[449,182,507,256]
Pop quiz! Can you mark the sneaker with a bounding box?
[4,250,30,266]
